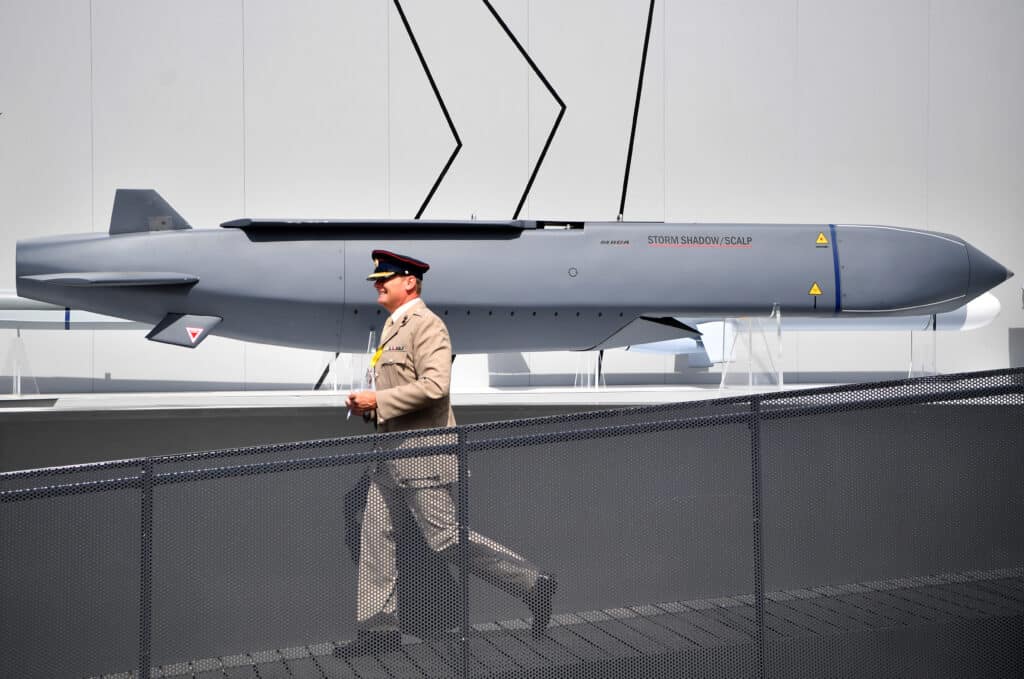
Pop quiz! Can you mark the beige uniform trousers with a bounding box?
[356,468,540,630]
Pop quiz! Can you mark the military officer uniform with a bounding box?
[338,250,557,659]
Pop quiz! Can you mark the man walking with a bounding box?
[337,250,556,658]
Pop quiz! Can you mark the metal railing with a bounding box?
[2,368,1022,679]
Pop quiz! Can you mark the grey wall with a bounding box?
[1,0,1022,389]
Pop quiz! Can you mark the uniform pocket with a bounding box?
[379,349,409,366]
[380,350,411,366]
[379,351,412,377]
[398,475,444,489]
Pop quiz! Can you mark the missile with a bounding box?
[15,189,1014,354]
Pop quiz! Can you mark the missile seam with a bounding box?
[830,224,841,313]
[834,223,963,245]
[844,295,966,313]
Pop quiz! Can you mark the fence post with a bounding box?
[456,429,470,679]
[749,397,766,679]
[138,458,154,679]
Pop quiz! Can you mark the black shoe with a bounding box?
[524,574,557,636]
[333,629,402,659]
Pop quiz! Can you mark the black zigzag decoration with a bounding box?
[619,0,656,220]
[393,0,463,219]
[480,0,566,219]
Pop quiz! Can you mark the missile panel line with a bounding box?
[844,295,967,314]
[830,224,842,313]
[619,0,657,220]
[836,223,966,245]
[480,0,566,220]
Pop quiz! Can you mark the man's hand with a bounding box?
[346,390,378,415]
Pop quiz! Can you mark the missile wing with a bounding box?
[20,272,199,287]
[15,189,1014,354]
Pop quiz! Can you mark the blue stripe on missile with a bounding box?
[829,224,841,313]
[65,307,71,330]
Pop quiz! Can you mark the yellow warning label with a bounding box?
[816,232,829,245]
[809,282,823,296]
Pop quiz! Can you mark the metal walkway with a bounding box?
[144,568,1024,679]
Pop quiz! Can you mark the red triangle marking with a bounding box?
[186,327,204,343]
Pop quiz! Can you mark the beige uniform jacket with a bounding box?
[373,302,457,487]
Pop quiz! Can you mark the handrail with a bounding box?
[2,374,1021,501]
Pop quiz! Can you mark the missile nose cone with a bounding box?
[965,243,1013,299]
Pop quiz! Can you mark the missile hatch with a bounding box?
[220,218,540,232]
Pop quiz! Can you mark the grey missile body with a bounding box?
[15,190,1013,354]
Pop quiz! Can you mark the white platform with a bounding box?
[0,383,832,414]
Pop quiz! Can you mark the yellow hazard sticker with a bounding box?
[808,282,823,296]
[816,232,829,245]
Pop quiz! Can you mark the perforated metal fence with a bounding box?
[2,368,1023,679]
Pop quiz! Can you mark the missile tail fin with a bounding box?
[110,189,192,235]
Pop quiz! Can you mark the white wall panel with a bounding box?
[793,0,930,226]
[665,0,800,222]
[0,0,92,285]
[89,333,243,389]
[90,0,244,229]
[243,341,335,389]
[243,0,387,218]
